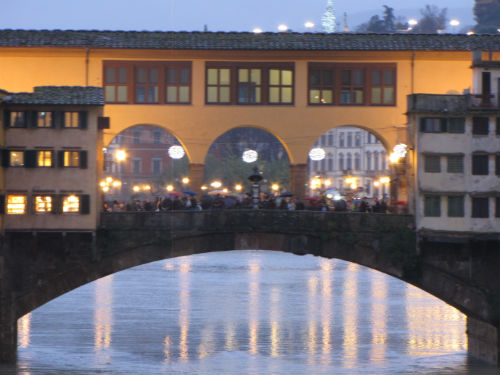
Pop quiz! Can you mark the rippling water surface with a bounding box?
[3,251,499,375]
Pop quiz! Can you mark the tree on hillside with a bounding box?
[411,5,447,33]
[474,0,500,33]
[356,6,408,33]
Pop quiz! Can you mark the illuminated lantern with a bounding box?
[309,147,326,161]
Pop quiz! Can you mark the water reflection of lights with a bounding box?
[307,275,318,363]
[94,275,113,351]
[270,287,281,357]
[406,284,466,355]
[164,335,171,362]
[320,260,333,364]
[178,260,191,361]
[18,313,32,348]
[343,263,359,368]
[370,271,387,363]
[248,258,261,355]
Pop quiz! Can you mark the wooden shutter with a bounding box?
[52,194,62,214]
[78,111,88,129]
[24,150,37,168]
[440,118,447,132]
[79,150,88,169]
[27,111,37,128]
[0,195,5,214]
[57,150,65,168]
[1,149,10,167]
[80,194,90,214]
[419,118,426,132]
[3,110,11,128]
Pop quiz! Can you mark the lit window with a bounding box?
[37,112,52,128]
[10,112,26,127]
[206,68,231,103]
[7,195,26,214]
[37,151,53,167]
[63,151,80,167]
[35,196,52,213]
[269,68,293,104]
[9,151,24,167]
[64,112,79,128]
[63,195,80,213]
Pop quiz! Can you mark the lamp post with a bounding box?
[248,166,263,209]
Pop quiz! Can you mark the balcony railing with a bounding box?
[408,93,499,113]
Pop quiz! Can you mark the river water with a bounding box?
[2,250,499,375]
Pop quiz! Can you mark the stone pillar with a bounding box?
[290,163,307,199]
[0,298,17,363]
[467,316,498,365]
[189,163,205,196]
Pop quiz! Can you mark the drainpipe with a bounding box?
[85,47,90,86]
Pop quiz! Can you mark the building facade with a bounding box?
[0,86,104,230]
[309,126,389,198]
[408,51,500,236]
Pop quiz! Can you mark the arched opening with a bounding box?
[307,126,390,211]
[203,127,290,200]
[103,124,189,206]
[13,251,481,374]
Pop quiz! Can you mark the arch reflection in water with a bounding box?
[14,250,495,375]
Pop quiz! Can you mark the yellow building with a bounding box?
[0,30,499,202]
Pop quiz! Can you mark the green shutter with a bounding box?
[79,150,88,169]
[0,195,5,214]
[440,118,447,133]
[1,149,10,168]
[57,150,64,168]
[24,150,37,168]
[419,118,426,132]
[80,194,90,214]
[78,111,88,129]
[3,110,11,128]
[27,111,37,128]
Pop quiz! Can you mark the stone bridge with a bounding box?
[0,210,499,364]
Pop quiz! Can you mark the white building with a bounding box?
[408,51,500,236]
[309,126,389,198]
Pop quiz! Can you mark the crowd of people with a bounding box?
[103,194,390,213]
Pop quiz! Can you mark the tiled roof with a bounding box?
[3,86,104,106]
[0,29,499,51]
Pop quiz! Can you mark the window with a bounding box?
[340,69,364,104]
[448,117,465,133]
[152,158,162,174]
[447,155,463,173]
[9,151,24,167]
[346,153,352,170]
[64,112,80,128]
[7,195,26,214]
[420,118,445,133]
[472,117,489,135]
[206,68,231,104]
[424,195,441,217]
[328,133,333,146]
[472,154,489,175]
[135,67,159,103]
[103,61,192,104]
[37,150,53,167]
[133,130,141,144]
[309,68,334,104]
[354,153,360,170]
[347,133,353,147]
[104,66,129,102]
[496,154,500,176]
[355,132,361,147]
[373,152,379,171]
[238,68,262,104]
[472,197,489,218]
[62,195,80,213]
[63,151,80,167]
[327,154,333,171]
[269,68,293,104]
[153,131,161,144]
[366,152,371,170]
[37,112,52,128]
[132,158,142,174]
[321,134,327,146]
[339,133,345,147]
[447,196,464,217]
[166,65,191,103]
[371,69,395,105]
[34,195,52,213]
[10,112,27,128]
[424,155,440,173]
[339,154,344,170]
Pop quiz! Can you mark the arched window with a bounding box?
[328,133,334,146]
[366,151,371,170]
[347,133,353,147]
[354,153,360,170]
[347,153,352,170]
[339,153,344,170]
[374,151,379,171]
[321,134,327,146]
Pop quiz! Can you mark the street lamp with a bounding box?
[278,24,288,32]
[449,19,460,33]
[304,21,315,30]
[248,167,263,209]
